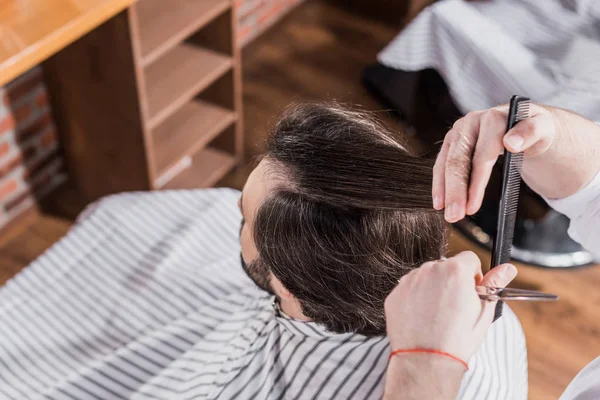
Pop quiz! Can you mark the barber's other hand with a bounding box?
[433,104,600,222]
[384,251,518,362]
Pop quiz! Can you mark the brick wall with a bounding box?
[0,67,67,230]
[0,2,302,231]
[237,0,305,46]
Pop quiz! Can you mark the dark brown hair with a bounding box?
[253,103,448,335]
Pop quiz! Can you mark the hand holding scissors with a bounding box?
[477,286,558,301]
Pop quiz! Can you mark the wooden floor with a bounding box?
[1,2,600,399]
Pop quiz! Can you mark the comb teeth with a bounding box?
[504,153,523,216]
[515,100,531,122]
[499,158,522,262]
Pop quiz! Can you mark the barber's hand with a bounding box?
[382,253,517,400]
[384,251,517,362]
[433,104,600,222]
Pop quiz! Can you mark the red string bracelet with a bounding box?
[389,348,469,371]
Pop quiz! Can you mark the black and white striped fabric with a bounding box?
[378,0,600,121]
[0,189,527,399]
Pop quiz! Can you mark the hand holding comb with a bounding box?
[491,96,537,321]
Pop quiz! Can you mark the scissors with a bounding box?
[477,286,558,301]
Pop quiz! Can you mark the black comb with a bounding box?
[491,95,530,321]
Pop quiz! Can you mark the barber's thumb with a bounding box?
[479,264,518,288]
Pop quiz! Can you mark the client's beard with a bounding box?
[240,253,275,295]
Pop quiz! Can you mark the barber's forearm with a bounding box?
[522,107,600,200]
[383,355,465,400]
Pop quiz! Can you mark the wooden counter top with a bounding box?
[0,0,136,86]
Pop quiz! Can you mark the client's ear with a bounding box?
[271,274,311,321]
[271,275,292,299]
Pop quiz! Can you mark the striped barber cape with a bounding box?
[0,189,528,399]
[378,0,600,121]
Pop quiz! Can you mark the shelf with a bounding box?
[160,148,236,190]
[145,44,232,129]
[151,100,236,177]
[136,0,230,66]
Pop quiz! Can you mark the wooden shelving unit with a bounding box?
[152,100,236,178]
[44,0,243,200]
[144,44,233,128]
[162,148,236,190]
[137,0,231,66]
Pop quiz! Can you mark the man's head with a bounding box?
[239,103,448,335]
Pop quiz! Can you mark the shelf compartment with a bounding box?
[136,0,231,66]
[144,43,232,129]
[151,100,236,177]
[159,147,236,190]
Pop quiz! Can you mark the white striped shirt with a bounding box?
[0,189,527,399]
[548,170,600,399]
[378,0,600,121]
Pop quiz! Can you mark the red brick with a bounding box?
[0,115,15,134]
[0,141,9,158]
[0,178,18,201]
[13,103,32,124]
[23,149,58,179]
[6,69,43,102]
[39,128,58,148]
[21,144,38,161]
[35,90,49,109]
[4,188,31,213]
[27,158,63,198]
[16,111,53,143]
[32,172,52,193]
[0,154,23,178]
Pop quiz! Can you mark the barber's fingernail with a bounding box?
[502,264,518,281]
[433,196,443,210]
[495,264,518,285]
[445,203,460,222]
[506,134,524,151]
